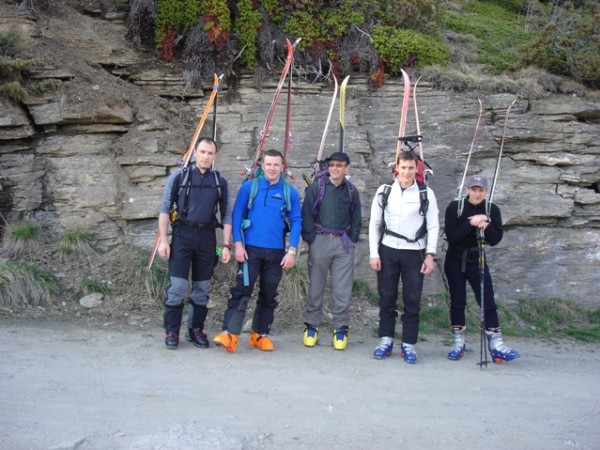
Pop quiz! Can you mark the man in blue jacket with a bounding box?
[213,149,302,352]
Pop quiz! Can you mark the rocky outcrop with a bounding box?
[0,2,598,306]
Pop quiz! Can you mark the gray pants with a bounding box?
[305,234,355,329]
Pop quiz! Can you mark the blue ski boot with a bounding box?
[448,326,466,361]
[373,337,394,359]
[401,342,417,364]
[487,328,520,363]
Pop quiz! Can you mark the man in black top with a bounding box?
[158,137,232,350]
[443,174,519,363]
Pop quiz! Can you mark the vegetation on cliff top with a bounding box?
[124,0,599,90]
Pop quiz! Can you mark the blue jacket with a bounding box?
[232,176,301,249]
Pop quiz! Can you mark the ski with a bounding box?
[488,98,517,204]
[338,75,350,153]
[457,98,484,199]
[395,69,426,182]
[395,69,412,166]
[283,52,294,178]
[411,75,430,184]
[245,38,301,180]
[303,75,340,186]
[146,73,224,271]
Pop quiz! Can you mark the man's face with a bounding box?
[262,154,284,182]
[395,159,417,187]
[327,159,349,183]
[467,186,488,205]
[194,140,217,170]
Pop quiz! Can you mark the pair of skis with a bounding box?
[395,69,431,184]
[243,38,301,181]
[303,74,351,184]
[458,98,517,368]
[145,73,224,271]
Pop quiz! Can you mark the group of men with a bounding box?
[157,137,519,364]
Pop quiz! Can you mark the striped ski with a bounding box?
[245,38,301,180]
[146,73,224,271]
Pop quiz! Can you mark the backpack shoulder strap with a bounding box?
[417,181,429,217]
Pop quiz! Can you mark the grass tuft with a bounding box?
[0,260,59,307]
[1,221,43,259]
[56,229,95,260]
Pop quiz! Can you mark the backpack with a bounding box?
[243,167,292,233]
[379,181,429,243]
[170,165,223,224]
[310,173,356,217]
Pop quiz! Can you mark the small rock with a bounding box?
[79,293,103,308]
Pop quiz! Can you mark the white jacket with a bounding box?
[369,181,439,258]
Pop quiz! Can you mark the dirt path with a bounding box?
[1,316,599,449]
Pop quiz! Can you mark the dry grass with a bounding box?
[1,221,43,260]
[0,260,58,308]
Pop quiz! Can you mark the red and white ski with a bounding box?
[245,38,301,180]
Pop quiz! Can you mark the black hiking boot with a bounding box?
[187,327,210,348]
[165,331,179,350]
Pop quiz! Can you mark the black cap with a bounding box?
[326,151,350,164]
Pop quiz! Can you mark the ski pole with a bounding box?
[477,228,490,369]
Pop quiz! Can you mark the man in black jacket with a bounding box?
[443,174,519,363]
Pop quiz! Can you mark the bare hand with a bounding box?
[421,255,435,275]
[220,247,231,264]
[369,257,381,272]
[281,253,296,270]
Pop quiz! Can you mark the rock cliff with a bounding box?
[1,2,598,306]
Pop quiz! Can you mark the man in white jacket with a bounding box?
[368,151,439,363]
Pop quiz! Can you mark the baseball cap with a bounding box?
[466,174,489,189]
[326,152,350,164]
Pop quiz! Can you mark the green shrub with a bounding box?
[372,26,449,73]
[0,29,17,57]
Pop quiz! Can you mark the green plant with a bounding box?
[57,229,95,259]
[0,260,58,307]
[444,0,533,73]
[372,26,449,73]
[0,81,25,102]
[0,29,17,57]
[352,278,378,304]
[79,278,111,296]
[1,221,43,259]
[237,0,262,67]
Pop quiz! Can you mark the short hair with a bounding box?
[263,149,284,160]
[195,137,218,152]
[396,150,419,163]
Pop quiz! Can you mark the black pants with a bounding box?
[377,245,425,344]
[444,248,499,329]
[222,245,285,335]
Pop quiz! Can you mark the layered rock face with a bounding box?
[1,2,598,306]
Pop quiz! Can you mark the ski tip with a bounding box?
[292,37,302,49]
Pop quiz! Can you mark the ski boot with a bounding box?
[447,325,466,361]
[401,342,417,364]
[487,327,520,363]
